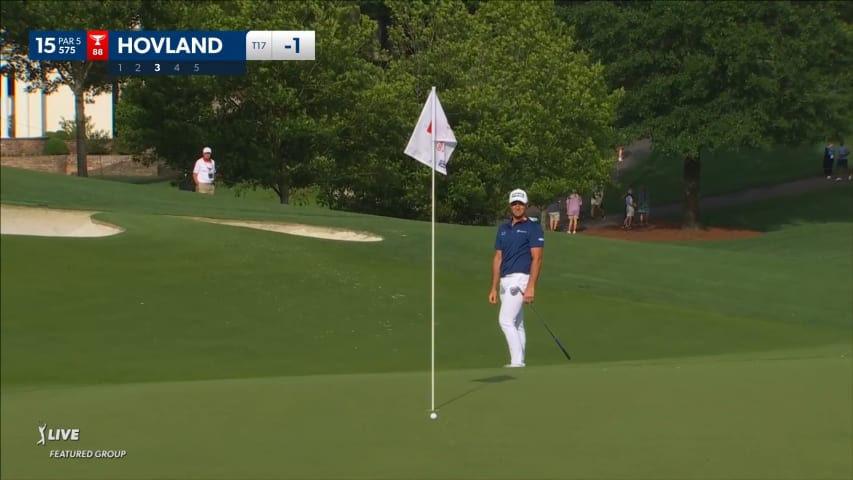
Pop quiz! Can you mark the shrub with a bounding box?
[45,130,70,141]
[58,116,113,154]
[290,186,321,206]
[87,133,112,154]
[43,137,69,155]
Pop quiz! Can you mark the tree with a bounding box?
[219,0,383,204]
[115,0,619,222]
[384,0,621,223]
[0,0,142,177]
[560,0,853,228]
[465,0,620,216]
[117,0,382,204]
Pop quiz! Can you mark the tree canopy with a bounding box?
[113,0,621,224]
[559,0,853,226]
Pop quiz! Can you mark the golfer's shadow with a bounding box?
[437,375,516,409]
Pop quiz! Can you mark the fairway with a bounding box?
[1,167,851,479]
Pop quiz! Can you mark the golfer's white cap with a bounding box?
[508,189,528,205]
[203,147,212,154]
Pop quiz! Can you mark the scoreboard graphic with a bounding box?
[28,30,315,75]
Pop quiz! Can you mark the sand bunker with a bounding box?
[0,204,123,238]
[189,217,383,242]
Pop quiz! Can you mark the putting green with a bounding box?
[2,346,850,479]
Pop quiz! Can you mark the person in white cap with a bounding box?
[193,147,216,195]
[488,188,545,368]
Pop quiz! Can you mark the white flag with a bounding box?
[404,90,457,175]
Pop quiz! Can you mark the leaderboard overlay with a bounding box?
[29,30,315,75]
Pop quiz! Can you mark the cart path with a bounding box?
[585,176,851,229]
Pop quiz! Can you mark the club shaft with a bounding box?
[517,288,571,360]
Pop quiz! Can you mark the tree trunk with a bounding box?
[74,88,88,177]
[278,178,290,204]
[682,154,701,229]
[111,78,119,138]
[278,155,289,204]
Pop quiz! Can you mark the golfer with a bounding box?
[488,189,545,368]
[193,147,216,195]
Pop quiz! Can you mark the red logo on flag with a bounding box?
[87,31,109,61]
[426,122,432,134]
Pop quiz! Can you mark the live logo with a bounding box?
[87,30,109,61]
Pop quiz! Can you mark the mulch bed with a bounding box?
[580,220,762,242]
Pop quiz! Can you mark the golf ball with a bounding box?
[430,412,438,420]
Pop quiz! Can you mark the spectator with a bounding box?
[547,197,561,232]
[590,185,605,220]
[193,147,216,195]
[637,186,650,227]
[623,187,636,230]
[836,140,850,181]
[566,190,582,235]
[823,142,835,180]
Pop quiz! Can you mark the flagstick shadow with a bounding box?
[437,375,516,409]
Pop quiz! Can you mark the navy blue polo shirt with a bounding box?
[494,218,545,277]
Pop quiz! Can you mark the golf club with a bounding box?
[512,286,572,360]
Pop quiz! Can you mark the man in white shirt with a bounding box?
[193,147,216,195]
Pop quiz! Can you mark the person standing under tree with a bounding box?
[590,185,605,220]
[489,189,544,368]
[623,187,636,230]
[637,186,650,227]
[547,197,561,232]
[566,190,582,234]
[823,141,835,180]
[193,147,216,195]
[835,140,850,181]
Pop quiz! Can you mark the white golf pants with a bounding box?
[499,273,528,365]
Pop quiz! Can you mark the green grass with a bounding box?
[93,174,323,206]
[3,351,850,479]
[1,166,851,479]
[607,141,836,210]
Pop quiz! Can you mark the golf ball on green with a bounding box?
[430,412,438,420]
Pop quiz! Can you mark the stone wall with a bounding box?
[0,155,66,174]
[0,138,47,156]
[1,137,114,157]
[1,154,158,176]
[66,155,158,176]
[1,138,158,177]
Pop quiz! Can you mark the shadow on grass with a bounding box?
[93,175,176,185]
[437,375,516,409]
[627,186,852,233]
[700,187,853,232]
[609,141,840,208]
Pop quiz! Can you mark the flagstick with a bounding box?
[430,86,437,414]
